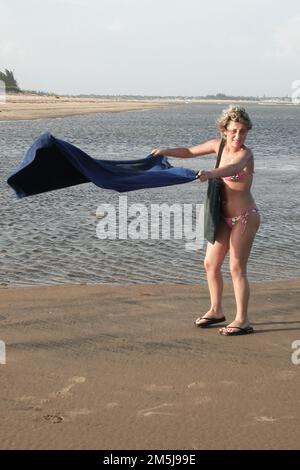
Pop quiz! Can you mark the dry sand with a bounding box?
[0,94,293,122]
[0,279,300,450]
[0,94,180,121]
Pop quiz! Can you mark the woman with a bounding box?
[151,106,260,336]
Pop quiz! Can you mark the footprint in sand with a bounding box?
[254,416,280,423]
[145,384,174,393]
[137,403,177,417]
[16,377,91,425]
[220,380,236,386]
[43,414,64,424]
[16,376,86,412]
[187,382,206,390]
[43,409,91,424]
[276,370,297,381]
[192,396,212,405]
[105,402,119,409]
[254,415,294,423]
[49,376,86,398]
[16,395,49,410]
[65,409,91,419]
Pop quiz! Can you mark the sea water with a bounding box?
[1,103,299,286]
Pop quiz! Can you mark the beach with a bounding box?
[1,279,300,450]
[0,94,181,121]
[0,94,293,122]
[1,99,300,450]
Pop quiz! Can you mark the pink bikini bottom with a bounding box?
[224,205,259,233]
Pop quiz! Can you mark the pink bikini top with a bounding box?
[222,170,253,182]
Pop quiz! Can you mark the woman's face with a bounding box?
[224,120,248,149]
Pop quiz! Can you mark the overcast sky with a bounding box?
[1,0,300,96]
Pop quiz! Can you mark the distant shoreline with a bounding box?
[0,93,297,122]
[0,93,180,121]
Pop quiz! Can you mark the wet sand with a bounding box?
[0,279,300,450]
[0,94,180,121]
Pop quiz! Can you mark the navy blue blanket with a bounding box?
[7,133,198,198]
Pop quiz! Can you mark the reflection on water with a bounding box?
[1,104,300,286]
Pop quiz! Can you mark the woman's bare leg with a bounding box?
[195,220,230,325]
[222,212,260,332]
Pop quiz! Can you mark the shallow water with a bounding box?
[1,103,300,286]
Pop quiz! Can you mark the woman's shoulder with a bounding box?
[206,137,221,151]
[242,146,254,172]
[243,145,254,158]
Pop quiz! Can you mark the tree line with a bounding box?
[0,69,21,93]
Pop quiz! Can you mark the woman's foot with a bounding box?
[219,321,253,336]
[194,310,226,328]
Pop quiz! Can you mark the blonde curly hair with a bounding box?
[216,105,252,134]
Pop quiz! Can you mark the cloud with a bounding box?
[0,39,24,63]
[274,15,300,58]
[107,19,123,33]
[54,0,88,6]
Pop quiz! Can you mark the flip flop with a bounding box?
[194,316,226,328]
[219,325,254,336]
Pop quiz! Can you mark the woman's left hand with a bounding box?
[151,148,163,157]
[196,170,210,182]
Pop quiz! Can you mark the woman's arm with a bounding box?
[197,149,252,181]
[151,138,219,158]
